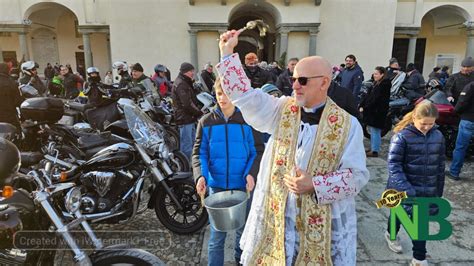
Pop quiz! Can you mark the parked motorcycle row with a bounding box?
[0,78,216,264]
[360,71,473,157]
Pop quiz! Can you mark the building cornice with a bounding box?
[188,22,229,32]
[394,26,421,36]
[77,25,110,34]
[276,23,321,34]
[0,24,30,33]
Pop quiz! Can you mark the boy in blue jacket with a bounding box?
[192,77,264,266]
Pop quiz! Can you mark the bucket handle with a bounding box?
[200,189,250,209]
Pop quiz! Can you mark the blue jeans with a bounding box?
[369,126,382,153]
[387,215,427,260]
[179,123,196,161]
[208,187,252,266]
[450,119,474,177]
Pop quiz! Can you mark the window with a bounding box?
[435,54,456,74]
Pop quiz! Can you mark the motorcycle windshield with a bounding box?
[426,90,451,105]
[123,103,163,151]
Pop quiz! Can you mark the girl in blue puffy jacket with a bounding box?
[192,77,264,266]
[384,100,445,266]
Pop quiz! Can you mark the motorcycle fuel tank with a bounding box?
[83,143,135,170]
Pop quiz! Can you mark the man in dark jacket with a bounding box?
[0,63,23,130]
[131,63,159,98]
[172,62,203,160]
[59,65,80,99]
[340,54,364,104]
[19,61,47,96]
[402,63,426,97]
[447,81,474,180]
[243,52,273,89]
[200,62,216,93]
[276,58,298,96]
[386,58,400,81]
[445,57,474,104]
[44,63,55,82]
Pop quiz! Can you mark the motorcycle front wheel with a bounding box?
[154,179,208,234]
[91,248,165,266]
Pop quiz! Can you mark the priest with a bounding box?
[215,30,370,265]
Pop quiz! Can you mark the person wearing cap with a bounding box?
[172,62,204,160]
[446,81,474,181]
[445,57,474,104]
[0,63,23,130]
[243,52,273,89]
[131,63,159,98]
[200,62,216,94]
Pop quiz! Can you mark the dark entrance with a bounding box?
[391,38,427,73]
[228,2,278,64]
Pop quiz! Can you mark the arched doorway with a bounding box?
[419,5,472,76]
[25,2,82,75]
[228,1,280,64]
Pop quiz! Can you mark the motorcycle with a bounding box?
[416,89,474,158]
[47,100,207,234]
[0,167,164,265]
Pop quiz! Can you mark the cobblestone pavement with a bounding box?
[58,133,473,265]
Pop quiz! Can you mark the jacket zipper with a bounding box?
[423,134,428,195]
[225,118,230,190]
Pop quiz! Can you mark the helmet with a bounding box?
[0,138,21,186]
[21,61,36,75]
[86,66,100,76]
[112,61,128,73]
[154,64,167,73]
[261,83,282,97]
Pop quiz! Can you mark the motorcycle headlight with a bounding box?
[64,187,82,213]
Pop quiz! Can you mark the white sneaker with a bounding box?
[410,258,428,266]
[384,231,403,253]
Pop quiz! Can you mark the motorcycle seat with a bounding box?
[68,102,89,113]
[78,132,114,149]
[20,152,43,167]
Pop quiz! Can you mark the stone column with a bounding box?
[82,32,93,69]
[308,29,319,56]
[279,30,289,59]
[407,35,417,66]
[465,21,474,58]
[107,34,112,70]
[275,33,281,59]
[18,32,30,61]
[189,29,198,68]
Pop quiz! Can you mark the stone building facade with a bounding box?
[0,0,472,79]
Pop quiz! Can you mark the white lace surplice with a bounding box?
[216,54,370,266]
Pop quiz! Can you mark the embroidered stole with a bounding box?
[250,97,351,265]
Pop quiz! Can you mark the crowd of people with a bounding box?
[1,34,474,265]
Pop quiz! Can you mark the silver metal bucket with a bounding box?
[204,190,248,232]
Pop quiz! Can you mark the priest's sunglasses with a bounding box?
[291,75,325,86]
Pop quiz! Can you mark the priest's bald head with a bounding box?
[292,56,332,108]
